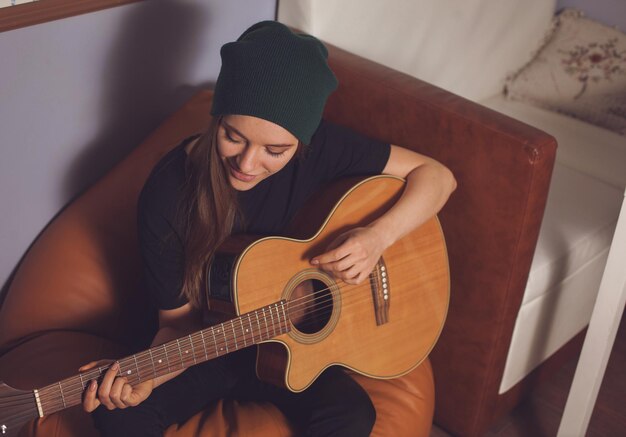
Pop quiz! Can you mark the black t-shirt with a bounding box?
[137,119,391,310]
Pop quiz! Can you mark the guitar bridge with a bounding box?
[369,258,390,325]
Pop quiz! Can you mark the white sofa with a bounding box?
[279,0,625,434]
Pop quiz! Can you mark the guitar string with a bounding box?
[34,274,364,400]
[37,259,436,411]
[40,269,385,395]
[33,277,378,408]
[5,204,438,417]
[42,271,363,397]
[0,391,33,399]
[2,416,38,431]
[34,286,403,412]
[34,293,378,416]
[1,409,38,424]
[207,246,415,318]
[2,416,38,432]
[0,275,375,401]
[208,258,396,318]
[0,395,37,406]
[0,415,40,434]
[34,265,417,411]
[35,294,342,408]
[5,239,442,414]
[1,412,36,426]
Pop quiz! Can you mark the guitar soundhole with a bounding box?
[288,279,333,334]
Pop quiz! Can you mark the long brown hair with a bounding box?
[176,117,239,309]
[175,117,307,309]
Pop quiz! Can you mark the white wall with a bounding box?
[557,0,626,29]
[0,0,276,297]
[279,0,556,102]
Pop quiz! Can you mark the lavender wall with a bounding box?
[556,0,626,29]
[0,0,276,297]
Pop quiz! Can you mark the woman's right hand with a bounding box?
[79,359,155,412]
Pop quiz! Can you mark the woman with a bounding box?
[79,20,456,436]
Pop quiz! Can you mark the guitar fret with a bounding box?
[231,320,238,350]
[155,345,166,373]
[274,303,282,333]
[175,339,184,369]
[256,311,262,341]
[58,381,66,408]
[280,302,288,333]
[178,336,186,364]
[164,344,171,372]
[133,355,141,382]
[248,313,256,343]
[268,306,276,337]
[148,348,157,378]
[189,334,197,364]
[275,303,281,333]
[176,339,184,368]
[200,330,209,360]
[221,326,229,353]
[262,308,269,340]
[78,372,85,390]
[239,318,247,347]
[211,327,219,356]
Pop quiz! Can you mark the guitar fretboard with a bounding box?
[35,301,290,416]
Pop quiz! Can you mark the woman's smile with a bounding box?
[217,115,299,191]
[226,158,259,182]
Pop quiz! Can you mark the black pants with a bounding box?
[92,348,375,437]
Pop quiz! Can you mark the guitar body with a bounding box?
[213,175,450,392]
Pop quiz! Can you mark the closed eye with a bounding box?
[224,130,242,144]
[265,148,285,158]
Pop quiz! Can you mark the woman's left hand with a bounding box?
[310,226,389,285]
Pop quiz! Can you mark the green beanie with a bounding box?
[211,21,338,145]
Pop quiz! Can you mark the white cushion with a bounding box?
[481,94,626,189]
[525,163,622,305]
[499,246,611,393]
[498,163,621,393]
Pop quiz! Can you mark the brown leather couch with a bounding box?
[0,41,556,436]
[324,43,556,436]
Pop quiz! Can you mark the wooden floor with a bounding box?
[430,313,626,437]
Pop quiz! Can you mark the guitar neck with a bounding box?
[35,301,290,416]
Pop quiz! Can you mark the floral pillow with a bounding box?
[505,8,626,135]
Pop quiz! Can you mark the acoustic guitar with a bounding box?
[0,175,449,436]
